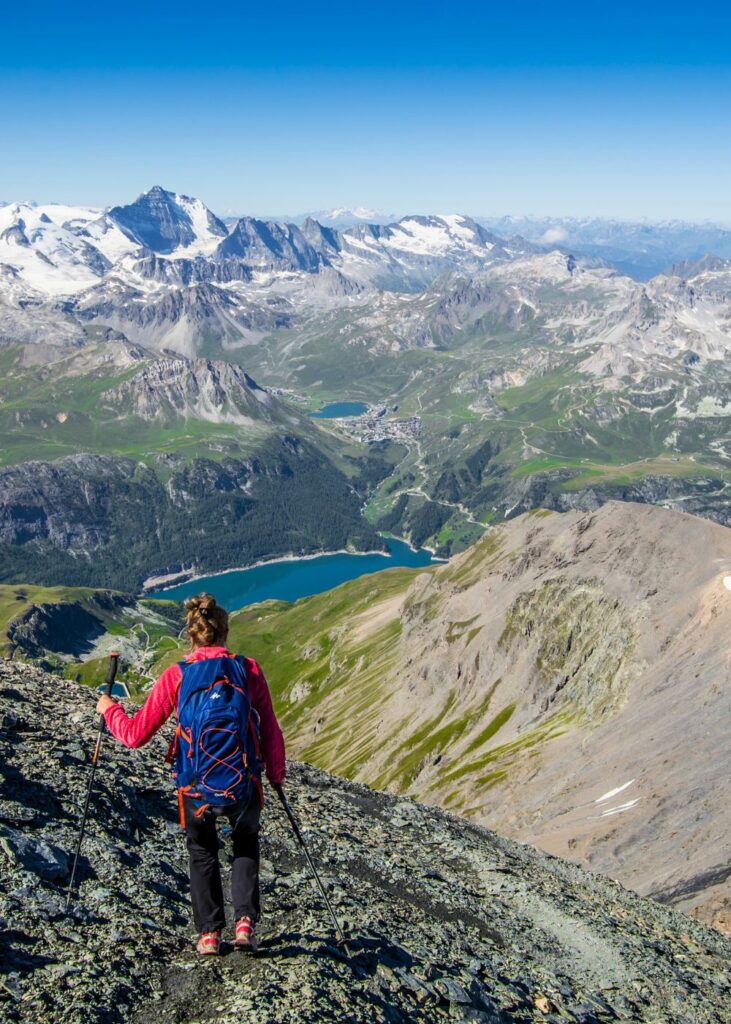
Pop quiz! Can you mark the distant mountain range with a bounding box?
[477,214,731,279]
[3,186,731,356]
[0,187,542,354]
[0,184,729,566]
[295,206,397,227]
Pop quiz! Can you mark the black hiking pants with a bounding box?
[183,794,261,933]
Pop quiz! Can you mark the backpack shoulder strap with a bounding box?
[222,653,248,686]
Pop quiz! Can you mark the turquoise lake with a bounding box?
[153,537,441,611]
[309,401,368,418]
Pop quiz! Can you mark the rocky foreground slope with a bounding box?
[1,661,730,1023]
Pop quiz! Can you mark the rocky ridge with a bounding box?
[1,660,730,1023]
[101,357,277,425]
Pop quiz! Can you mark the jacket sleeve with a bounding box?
[103,664,181,749]
[245,658,286,784]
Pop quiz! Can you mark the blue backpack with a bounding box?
[170,655,264,826]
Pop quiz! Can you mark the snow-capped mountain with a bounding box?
[217,216,329,271]
[0,189,525,305]
[0,202,136,294]
[296,206,396,227]
[1,186,730,397]
[0,189,544,351]
[335,214,516,287]
[108,185,228,255]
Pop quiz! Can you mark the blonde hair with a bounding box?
[184,593,229,649]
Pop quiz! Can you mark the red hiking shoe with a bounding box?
[234,917,258,951]
[196,930,221,956]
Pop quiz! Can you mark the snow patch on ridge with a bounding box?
[596,780,635,804]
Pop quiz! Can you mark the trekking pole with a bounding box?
[66,652,119,909]
[273,782,348,949]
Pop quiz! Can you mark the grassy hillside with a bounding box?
[0,342,382,474]
[0,582,181,694]
[228,565,429,778]
[226,503,731,929]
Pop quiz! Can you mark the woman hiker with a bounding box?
[96,593,286,956]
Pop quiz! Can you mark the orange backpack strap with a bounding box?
[177,788,186,830]
[177,785,207,828]
[165,723,182,765]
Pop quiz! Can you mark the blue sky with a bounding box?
[1,1,730,221]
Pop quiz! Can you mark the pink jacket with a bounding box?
[103,645,286,784]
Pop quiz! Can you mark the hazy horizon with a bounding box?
[3,189,731,231]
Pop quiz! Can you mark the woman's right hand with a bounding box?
[96,694,116,716]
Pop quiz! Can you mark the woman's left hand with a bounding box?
[96,695,116,716]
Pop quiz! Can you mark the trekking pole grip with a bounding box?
[104,653,120,698]
[93,653,119,757]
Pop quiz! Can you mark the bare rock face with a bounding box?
[1,660,729,1023]
[0,453,155,551]
[268,502,731,932]
[217,216,331,272]
[6,591,130,660]
[73,278,295,353]
[101,357,273,425]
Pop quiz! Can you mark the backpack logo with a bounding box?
[210,692,221,700]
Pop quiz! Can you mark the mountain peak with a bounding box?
[100,353,275,425]
[108,187,227,255]
[296,206,396,228]
[216,216,332,271]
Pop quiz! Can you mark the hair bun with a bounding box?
[184,592,228,648]
[184,593,216,613]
